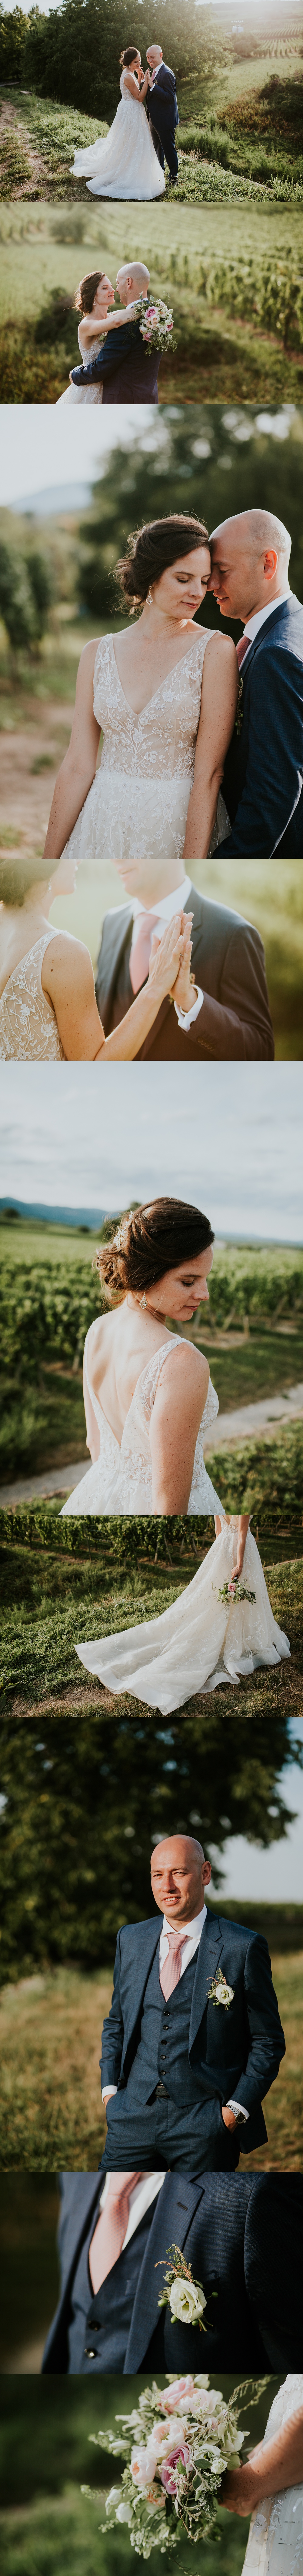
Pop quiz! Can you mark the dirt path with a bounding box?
[0,93,48,196]
[0,700,73,849]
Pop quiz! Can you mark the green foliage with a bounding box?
[0,537,55,653]
[206,1425,303,1523]
[75,410,303,624]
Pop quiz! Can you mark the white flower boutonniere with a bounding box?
[155,2243,211,2332]
[208,1971,235,2009]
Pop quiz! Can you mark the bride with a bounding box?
[70,47,165,200]
[0,855,190,1062]
[222,2375,303,2576]
[43,513,237,869]
[57,267,143,406]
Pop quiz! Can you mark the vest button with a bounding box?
[85,2348,97,2358]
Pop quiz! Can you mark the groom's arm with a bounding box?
[100,1931,125,2093]
[219,646,303,856]
[231,1935,285,2116]
[184,923,274,1059]
[72,320,140,387]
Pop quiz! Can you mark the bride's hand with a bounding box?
[147,915,185,1000]
[221,2461,264,2518]
[170,917,195,1012]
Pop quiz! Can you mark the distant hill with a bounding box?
[0,1198,108,1231]
[12,484,92,520]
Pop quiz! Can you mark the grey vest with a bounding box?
[125,1945,199,2108]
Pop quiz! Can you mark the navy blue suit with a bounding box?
[42,2170,303,2374]
[100,1910,285,2168]
[220,595,303,854]
[71,306,159,401]
[147,63,179,178]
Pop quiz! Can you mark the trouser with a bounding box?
[101,2089,240,2174]
[149,113,178,178]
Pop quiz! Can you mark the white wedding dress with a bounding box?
[57,328,104,406]
[241,2376,303,2576]
[71,72,165,198]
[0,929,65,1059]
[63,631,230,869]
[75,1512,290,1704]
[60,1330,224,1520]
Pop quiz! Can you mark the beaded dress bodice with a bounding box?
[0,930,64,1059]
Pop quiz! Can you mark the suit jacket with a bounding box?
[147,63,179,133]
[42,2168,302,2374]
[71,310,159,400]
[100,1910,285,2152]
[220,595,303,856]
[95,883,274,1060]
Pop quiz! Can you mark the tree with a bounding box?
[76,408,303,626]
[0,540,55,657]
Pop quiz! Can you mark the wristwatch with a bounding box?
[225,2103,247,2125]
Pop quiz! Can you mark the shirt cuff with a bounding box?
[102,2084,118,2102]
[174,983,204,1033]
[226,2098,249,2121]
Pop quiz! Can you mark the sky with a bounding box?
[0,406,163,511]
[0,1063,302,1238]
[210,1759,303,1902]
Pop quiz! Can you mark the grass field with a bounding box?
[1,197,302,402]
[0,1948,301,2170]
[1,57,303,200]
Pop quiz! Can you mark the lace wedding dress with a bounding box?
[60,1329,224,1519]
[63,631,230,868]
[0,930,65,1059]
[71,73,165,198]
[241,2376,303,2576]
[75,1512,290,1703]
[57,329,104,406]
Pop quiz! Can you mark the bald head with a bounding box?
[208,507,291,624]
[147,45,163,64]
[151,1832,211,1927]
[116,261,150,306]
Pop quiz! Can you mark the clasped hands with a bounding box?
[148,911,196,1015]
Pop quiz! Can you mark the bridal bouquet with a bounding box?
[133,294,175,353]
[213,1580,256,1607]
[82,2373,269,2561]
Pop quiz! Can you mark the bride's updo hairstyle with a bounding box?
[75,272,107,317]
[94,1197,214,1303]
[119,47,140,66]
[0,855,52,908]
[116,514,210,614]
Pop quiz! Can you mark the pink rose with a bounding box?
[131,2446,155,2489]
[160,2443,191,2497]
[162,2380,196,2412]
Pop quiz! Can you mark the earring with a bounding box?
[147,587,153,607]
[140,1291,147,1308]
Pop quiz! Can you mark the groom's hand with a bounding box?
[221,2105,237,2130]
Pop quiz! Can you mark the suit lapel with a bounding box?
[189,1910,224,2052]
[241,598,294,687]
[98,903,134,1014]
[123,1915,161,2057]
[125,2174,205,2370]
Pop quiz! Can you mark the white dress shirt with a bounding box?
[241,585,291,654]
[130,877,203,1031]
[102,1902,247,2117]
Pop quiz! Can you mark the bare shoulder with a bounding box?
[76,635,102,694]
[43,933,93,984]
[203,629,238,671]
[158,1341,210,1398]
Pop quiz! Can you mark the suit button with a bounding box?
[85,2349,97,2358]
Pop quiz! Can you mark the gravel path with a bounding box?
[1,1381,302,1506]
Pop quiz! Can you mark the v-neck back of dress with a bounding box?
[61,1322,223,1517]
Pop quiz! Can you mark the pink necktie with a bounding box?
[129,913,154,994]
[159,1929,184,1999]
[89,2171,143,2291]
[236,636,250,669]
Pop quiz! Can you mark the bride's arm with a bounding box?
[42,641,101,858]
[123,68,149,98]
[149,1346,210,1513]
[42,913,187,1062]
[221,2404,303,2518]
[233,1514,250,1576]
[181,632,239,862]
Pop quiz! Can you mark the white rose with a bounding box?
[169,2277,207,2328]
[106,2487,124,2514]
[115,2503,133,2524]
[215,1981,234,2005]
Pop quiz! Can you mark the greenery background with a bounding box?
[0,2375,280,2576]
[0,0,303,201]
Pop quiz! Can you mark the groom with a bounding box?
[100,1834,285,2174]
[42,2169,302,2372]
[95,857,274,1059]
[146,44,179,182]
[70,262,162,404]
[208,507,303,854]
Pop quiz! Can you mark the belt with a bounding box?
[155,2081,169,2099]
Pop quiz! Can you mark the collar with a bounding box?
[131,876,192,925]
[242,587,291,645]
[161,1902,207,1943]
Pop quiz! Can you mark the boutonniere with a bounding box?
[235,675,243,735]
[207,1971,235,2009]
[155,2243,215,2331]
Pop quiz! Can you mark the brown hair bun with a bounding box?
[94,1197,214,1303]
[116,513,210,613]
[75,271,107,317]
